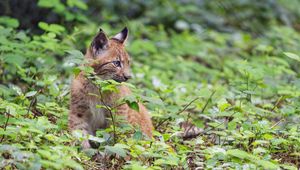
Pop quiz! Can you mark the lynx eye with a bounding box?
[112,60,121,67]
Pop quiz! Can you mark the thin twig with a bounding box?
[245,71,251,102]
[26,89,41,116]
[270,119,285,129]
[200,90,216,113]
[155,117,172,129]
[271,96,283,112]
[26,97,36,115]
[203,111,237,134]
[155,97,200,129]
[177,97,200,115]
[0,112,10,143]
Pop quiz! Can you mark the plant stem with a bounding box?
[201,90,216,113]
[0,112,10,143]
[98,89,117,144]
[155,97,200,129]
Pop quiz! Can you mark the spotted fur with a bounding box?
[69,28,153,149]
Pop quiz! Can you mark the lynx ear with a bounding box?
[91,29,109,56]
[112,27,128,44]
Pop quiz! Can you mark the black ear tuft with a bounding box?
[91,29,109,56]
[112,27,128,44]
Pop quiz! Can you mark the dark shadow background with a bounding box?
[1,0,299,35]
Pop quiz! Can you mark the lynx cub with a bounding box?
[69,27,153,148]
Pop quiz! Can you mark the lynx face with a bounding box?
[88,28,132,82]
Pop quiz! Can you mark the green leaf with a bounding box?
[256,160,278,169]
[64,159,84,170]
[37,150,52,159]
[227,149,279,169]
[38,22,49,31]
[38,0,57,7]
[0,17,19,28]
[3,54,26,66]
[6,105,17,116]
[227,149,254,160]
[127,101,140,112]
[280,164,298,170]
[44,134,57,141]
[133,130,143,140]
[67,0,88,10]
[105,145,127,157]
[88,135,105,143]
[25,91,37,97]
[72,67,81,76]
[154,156,179,166]
[38,22,65,34]
[66,50,84,63]
[40,160,61,169]
[284,52,300,62]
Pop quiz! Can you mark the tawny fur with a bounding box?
[68,29,153,148]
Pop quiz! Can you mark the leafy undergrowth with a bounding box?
[1,10,300,170]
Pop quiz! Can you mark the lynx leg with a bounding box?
[69,109,93,149]
[116,103,153,138]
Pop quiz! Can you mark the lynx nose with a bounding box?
[124,74,132,81]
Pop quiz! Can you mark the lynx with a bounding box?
[69,27,153,148]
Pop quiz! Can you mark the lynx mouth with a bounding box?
[113,77,128,83]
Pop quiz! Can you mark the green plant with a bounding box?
[1,1,300,169]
